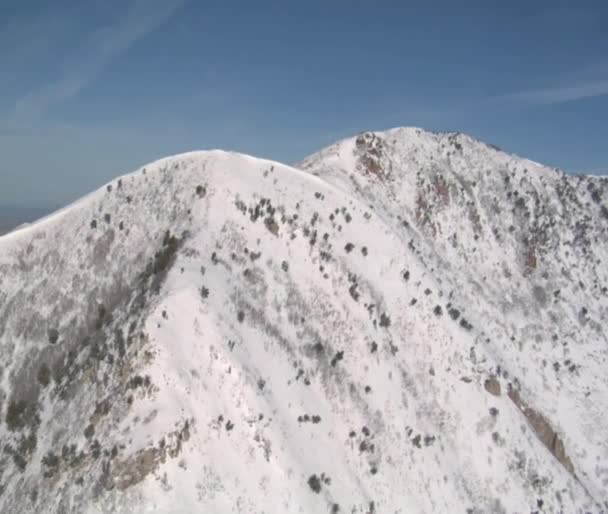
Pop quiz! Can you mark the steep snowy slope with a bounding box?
[0,129,606,513]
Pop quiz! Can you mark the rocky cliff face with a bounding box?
[0,129,606,513]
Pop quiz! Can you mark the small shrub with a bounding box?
[195,185,206,197]
[459,318,473,330]
[349,284,360,302]
[448,307,460,320]
[264,217,279,236]
[237,311,245,323]
[433,305,443,316]
[379,313,391,328]
[45,327,59,345]
[6,400,28,431]
[330,351,344,367]
[308,474,322,493]
[344,243,354,253]
[84,424,95,439]
[42,451,60,478]
[127,374,150,390]
[37,364,51,387]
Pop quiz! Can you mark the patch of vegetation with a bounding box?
[308,474,322,493]
[6,432,38,471]
[459,318,473,330]
[95,304,110,330]
[344,243,354,253]
[48,328,59,345]
[264,216,279,236]
[141,230,181,283]
[448,307,461,320]
[37,364,51,387]
[379,313,391,328]
[42,451,60,478]
[195,185,206,197]
[127,375,151,390]
[6,400,39,432]
[307,473,330,493]
[349,283,360,302]
[84,424,95,439]
[330,351,344,367]
[433,305,443,316]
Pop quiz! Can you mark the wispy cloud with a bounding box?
[510,80,608,105]
[12,0,185,120]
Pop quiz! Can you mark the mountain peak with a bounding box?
[0,129,606,513]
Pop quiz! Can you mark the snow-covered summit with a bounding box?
[0,129,606,513]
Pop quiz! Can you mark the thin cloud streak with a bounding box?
[13,0,186,120]
[510,79,608,105]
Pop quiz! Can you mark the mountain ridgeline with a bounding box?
[0,128,606,513]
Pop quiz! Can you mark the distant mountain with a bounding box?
[0,206,53,235]
[0,128,606,513]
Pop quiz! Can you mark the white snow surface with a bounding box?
[0,128,607,513]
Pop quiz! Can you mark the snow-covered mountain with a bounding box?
[0,128,606,513]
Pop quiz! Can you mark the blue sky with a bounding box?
[1,0,607,207]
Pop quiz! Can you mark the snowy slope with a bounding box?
[0,129,606,513]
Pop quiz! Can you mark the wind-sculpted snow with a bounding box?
[0,129,606,513]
